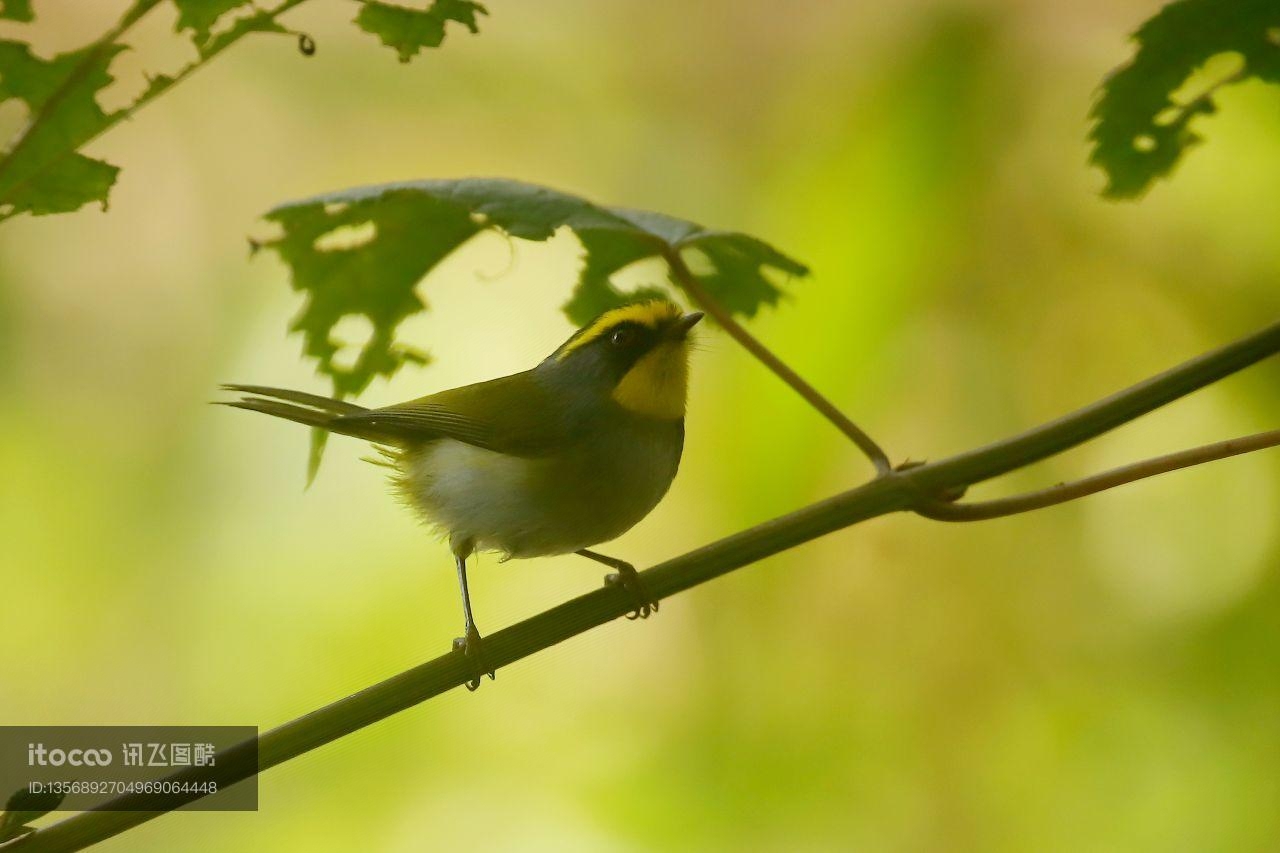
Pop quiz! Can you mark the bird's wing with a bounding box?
[331,370,574,455]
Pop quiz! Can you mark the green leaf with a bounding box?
[0,0,486,225]
[0,41,124,219]
[1089,0,1280,199]
[172,0,255,49]
[193,6,289,60]
[0,785,64,842]
[0,0,33,23]
[564,229,667,323]
[354,0,487,63]
[685,232,807,318]
[257,178,808,418]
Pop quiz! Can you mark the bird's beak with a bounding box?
[670,311,704,339]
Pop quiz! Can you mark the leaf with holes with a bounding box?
[0,0,485,225]
[0,41,124,219]
[355,0,487,63]
[172,0,256,50]
[258,177,806,402]
[1089,0,1280,198]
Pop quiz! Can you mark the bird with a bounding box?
[219,300,704,689]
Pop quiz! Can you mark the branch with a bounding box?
[906,320,1280,492]
[11,318,1280,852]
[128,0,313,109]
[664,249,893,475]
[917,428,1280,521]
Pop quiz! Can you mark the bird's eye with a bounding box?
[610,327,637,347]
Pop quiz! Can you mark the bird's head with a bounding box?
[544,300,704,420]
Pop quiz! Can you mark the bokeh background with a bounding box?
[2,1,1280,850]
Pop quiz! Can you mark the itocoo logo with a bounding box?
[27,743,113,767]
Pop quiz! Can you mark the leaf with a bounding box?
[0,41,124,219]
[0,0,487,225]
[0,785,64,842]
[172,0,255,49]
[564,229,667,322]
[687,232,807,318]
[257,178,808,417]
[1089,0,1280,199]
[354,0,487,63]
[0,0,33,23]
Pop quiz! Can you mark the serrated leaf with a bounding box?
[686,232,807,318]
[1089,0,1280,199]
[564,229,666,324]
[172,0,255,49]
[354,0,487,63]
[263,187,476,399]
[258,178,808,433]
[0,785,64,842]
[0,0,33,23]
[2,150,119,217]
[0,41,124,219]
[0,0,485,224]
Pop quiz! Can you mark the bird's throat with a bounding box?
[611,341,689,420]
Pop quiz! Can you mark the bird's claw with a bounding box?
[452,625,495,691]
[604,564,660,620]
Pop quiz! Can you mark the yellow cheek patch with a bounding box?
[557,300,683,360]
[611,340,690,420]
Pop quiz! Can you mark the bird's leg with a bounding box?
[578,549,659,620]
[449,550,495,690]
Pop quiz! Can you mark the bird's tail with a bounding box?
[216,384,383,441]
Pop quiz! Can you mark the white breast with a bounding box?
[401,428,681,559]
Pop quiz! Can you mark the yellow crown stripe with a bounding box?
[556,300,682,360]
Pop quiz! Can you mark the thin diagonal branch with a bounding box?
[664,249,893,475]
[917,428,1280,521]
[10,318,1280,852]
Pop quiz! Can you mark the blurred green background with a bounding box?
[2,1,1280,850]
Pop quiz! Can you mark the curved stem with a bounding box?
[665,249,893,474]
[10,319,1280,851]
[917,428,1280,521]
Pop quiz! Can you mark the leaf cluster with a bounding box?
[0,0,485,222]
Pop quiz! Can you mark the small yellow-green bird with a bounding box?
[220,300,703,688]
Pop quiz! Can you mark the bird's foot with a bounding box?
[452,625,495,691]
[604,562,660,620]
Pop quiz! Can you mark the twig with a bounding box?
[133,0,313,101]
[917,428,1280,521]
[11,318,1279,852]
[664,248,893,475]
